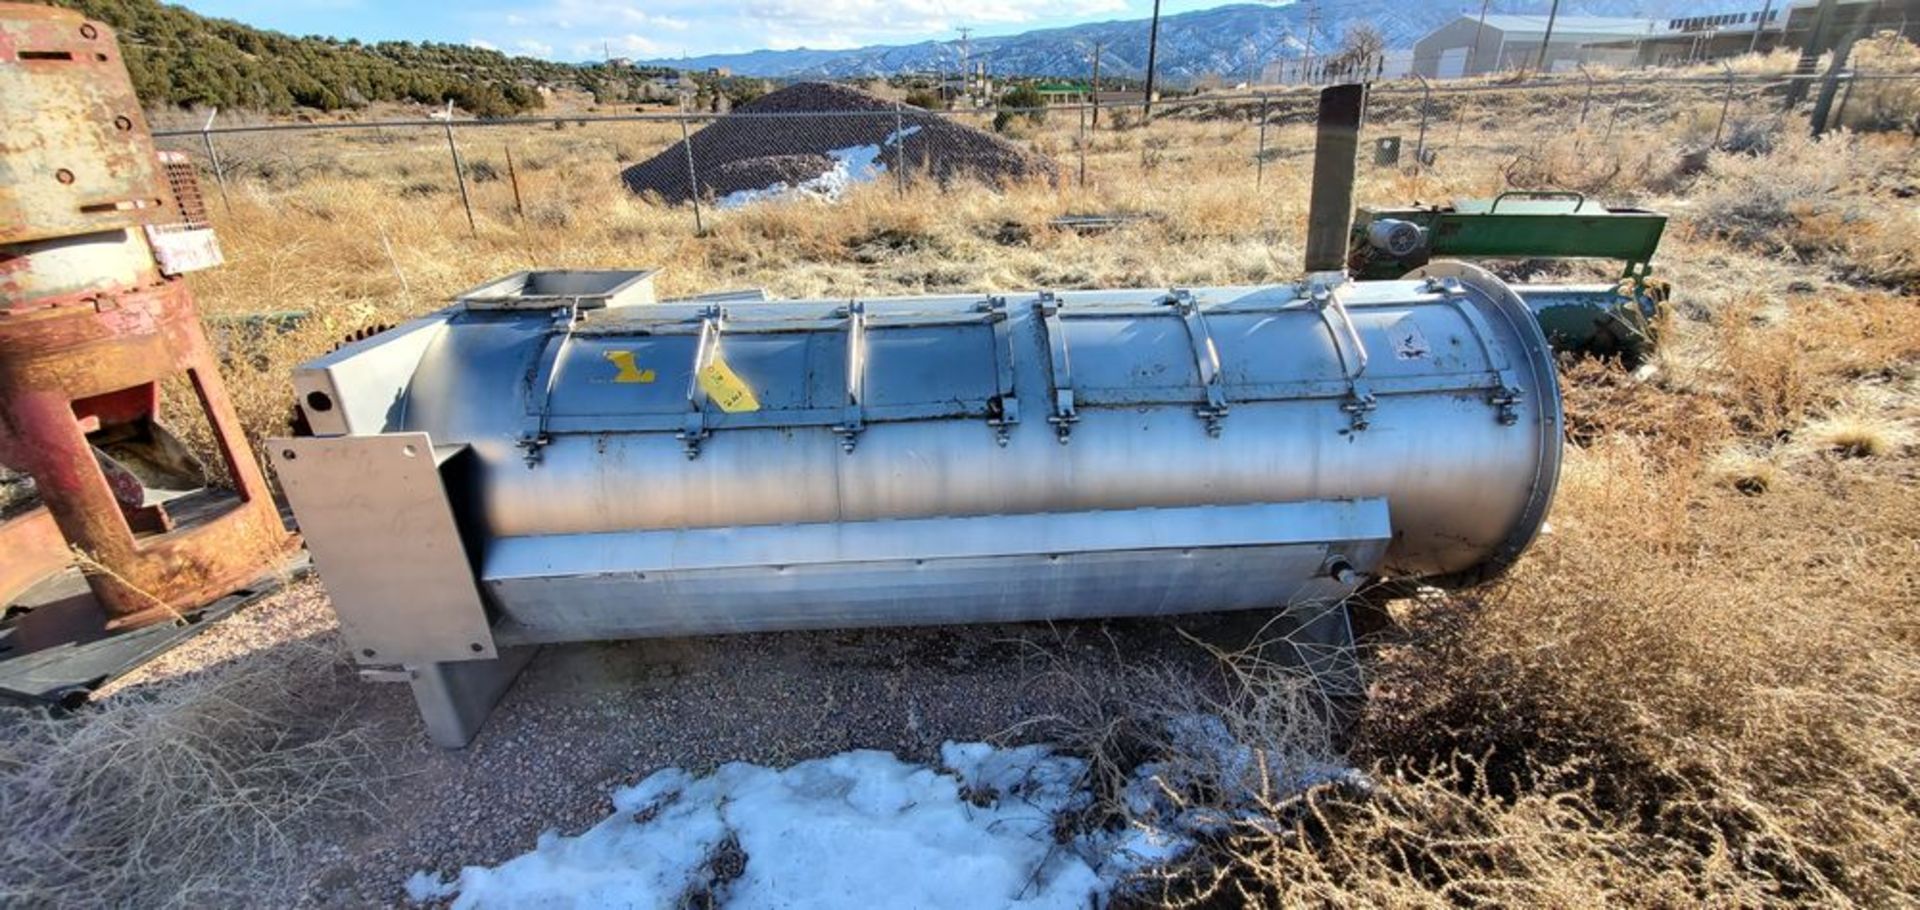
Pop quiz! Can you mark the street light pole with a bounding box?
[1143,0,1162,121]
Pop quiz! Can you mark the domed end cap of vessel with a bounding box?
[1407,260,1565,586]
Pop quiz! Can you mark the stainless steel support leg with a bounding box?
[408,646,538,748]
[1276,600,1362,700]
[1191,600,1362,699]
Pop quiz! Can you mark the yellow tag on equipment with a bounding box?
[698,354,760,413]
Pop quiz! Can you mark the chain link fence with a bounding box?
[149,70,1916,244]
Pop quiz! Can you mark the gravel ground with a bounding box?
[98,578,1264,906]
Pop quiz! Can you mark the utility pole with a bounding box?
[1786,0,1837,106]
[1143,0,1162,120]
[1469,0,1492,76]
[1090,42,1103,127]
[1748,0,1774,55]
[957,26,972,104]
[1302,0,1319,85]
[1534,0,1562,74]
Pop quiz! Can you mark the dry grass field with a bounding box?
[5,55,1919,906]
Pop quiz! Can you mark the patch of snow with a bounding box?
[715,125,923,210]
[433,745,1105,909]
[415,729,1361,908]
[403,870,455,904]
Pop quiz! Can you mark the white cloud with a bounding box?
[467,37,498,50]
[742,0,1125,32]
[469,0,1143,62]
[566,33,671,59]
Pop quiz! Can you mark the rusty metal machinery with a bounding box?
[0,4,297,631]
[270,85,1568,747]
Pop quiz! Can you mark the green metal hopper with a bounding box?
[1350,191,1670,364]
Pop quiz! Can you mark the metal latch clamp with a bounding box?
[832,301,868,453]
[517,301,583,466]
[1423,276,1524,425]
[678,305,725,459]
[981,296,1021,445]
[1310,280,1375,432]
[1166,289,1229,437]
[1035,291,1077,443]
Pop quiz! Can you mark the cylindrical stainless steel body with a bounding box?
[394,266,1560,584]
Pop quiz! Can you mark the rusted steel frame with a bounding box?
[0,281,298,627]
[0,507,69,605]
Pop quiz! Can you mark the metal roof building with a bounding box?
[1588,0,1920,67]
[1412,14,1656,78]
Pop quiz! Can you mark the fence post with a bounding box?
[680,116,704,234]
[442,100,476,236]
[1077,104,1088,187]
[1254,95,1270,188]
[1713,63,1736,148]
[200,107,231,213]
[1833,66,1860,131]
[1413,75,1432,169]
[1809,41,1854,137]
[504,144,525,221]
[1577,64,1594,127]
[893,103,907,194]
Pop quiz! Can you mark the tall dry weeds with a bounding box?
[0,626,386,907]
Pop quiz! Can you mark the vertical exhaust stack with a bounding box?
[1303,83,1367,275]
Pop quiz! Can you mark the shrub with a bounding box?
[903,89,945,111]
[996,83,1047,131]
[1840,31,1920,134]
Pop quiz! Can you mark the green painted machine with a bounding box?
[1349,191,1669,364]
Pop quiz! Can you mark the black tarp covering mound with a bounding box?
[621,82,1057,204]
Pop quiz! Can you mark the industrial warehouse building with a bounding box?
[1414,1,1920,79]
[1412,14,1653,78]
[1589,0,1920,67]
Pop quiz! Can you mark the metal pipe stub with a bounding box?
[1304,83,1367,275]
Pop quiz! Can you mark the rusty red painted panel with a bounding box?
[0,4,167,250]
[0,297,300,625]
[0,507,68,605]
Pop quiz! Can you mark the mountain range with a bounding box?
[640,2,1753,83]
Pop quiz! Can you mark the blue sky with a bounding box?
[173,0,1255,62]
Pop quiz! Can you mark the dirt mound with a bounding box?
[622,82,1057,204]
